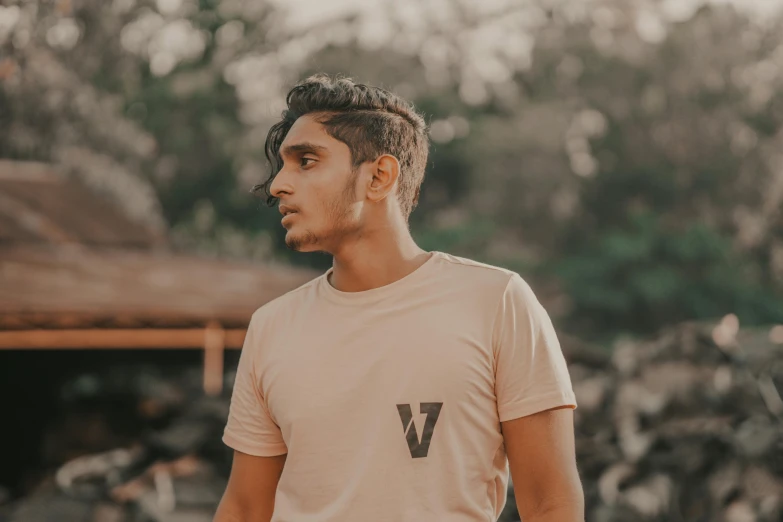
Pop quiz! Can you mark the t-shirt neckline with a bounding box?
[319,251,442,306]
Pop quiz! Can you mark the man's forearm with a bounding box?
[213,496,273,522]
[213,502,245,522]
[521,501,584,522]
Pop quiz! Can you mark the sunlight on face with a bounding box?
[270,114,365,254]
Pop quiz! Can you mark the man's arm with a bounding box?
[501,405,584,522]
[213,450,287,522]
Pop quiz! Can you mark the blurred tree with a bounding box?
[1,0,782,342]
[530,4,783,338]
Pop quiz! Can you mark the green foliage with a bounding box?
[549,212,783,338]
[414,215,497,254]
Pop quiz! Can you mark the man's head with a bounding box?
[254,74,429,253]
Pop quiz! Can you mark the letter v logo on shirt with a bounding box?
[396,402,443,458]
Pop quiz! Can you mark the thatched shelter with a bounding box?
[0,160,319,394]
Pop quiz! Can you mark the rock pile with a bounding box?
[546,317,783,522]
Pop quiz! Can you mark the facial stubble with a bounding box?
[284,167,361,252]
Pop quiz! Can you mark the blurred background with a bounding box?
[1,0,783,520]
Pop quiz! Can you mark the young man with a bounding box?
[214,75,583,522]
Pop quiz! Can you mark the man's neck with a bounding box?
[328,244,431,293]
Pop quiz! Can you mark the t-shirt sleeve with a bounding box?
[222,312,288,457]
[492,273,577,423]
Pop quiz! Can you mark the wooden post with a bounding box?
[203,321,225,396]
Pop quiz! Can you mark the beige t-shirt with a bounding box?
[223,251,577,521]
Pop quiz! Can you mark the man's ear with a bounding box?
[368,154,400,202]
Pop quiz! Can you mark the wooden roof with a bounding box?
[0,244,319,330]
[0,160,164,249]
[0,159,320,332]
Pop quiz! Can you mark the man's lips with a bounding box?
[279,204,298,216]
[281,211,298,225]
[279,204,299,225]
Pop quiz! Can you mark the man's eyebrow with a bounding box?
[280,142,328,157]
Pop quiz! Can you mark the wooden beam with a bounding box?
[0,328,247,349]
[203,321,225,396]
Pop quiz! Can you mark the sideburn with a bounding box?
[325,166,361,235]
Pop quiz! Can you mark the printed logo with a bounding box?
[396,402,443,458]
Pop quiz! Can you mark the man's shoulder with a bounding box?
[435,251,517,289]
[248,272,322,324]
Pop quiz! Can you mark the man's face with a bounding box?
[270,113,367,253]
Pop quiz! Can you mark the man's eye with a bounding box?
[300,157,316,167]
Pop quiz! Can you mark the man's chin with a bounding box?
[284,233,319,252]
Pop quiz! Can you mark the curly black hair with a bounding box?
[252,74,430,221]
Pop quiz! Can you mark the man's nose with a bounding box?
[270,165,293,198]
